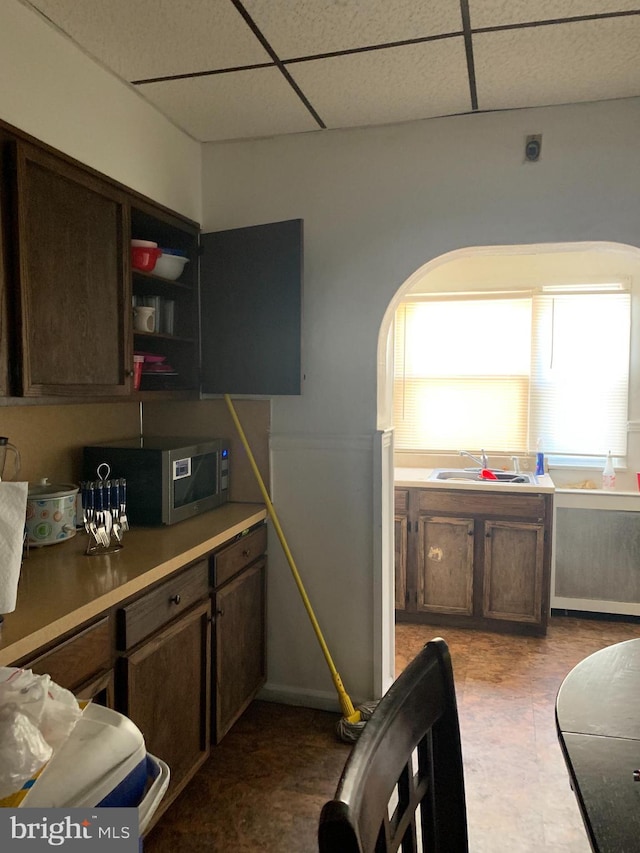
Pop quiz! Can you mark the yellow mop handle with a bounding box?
[224,394,358,721]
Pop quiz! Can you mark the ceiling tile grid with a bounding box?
[19,0,640,142]
[242,0,463,56]
[287,38,471,130]
[138,66,319,141]
[474,16,640,111]
[469,0,640,29]
[27,0,270,80]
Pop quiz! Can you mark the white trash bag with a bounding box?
[0,667,82,800]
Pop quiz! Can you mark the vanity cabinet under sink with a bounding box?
[395,487,553,635]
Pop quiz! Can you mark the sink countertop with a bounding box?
[0,502,267,666]
[395,467,555,494]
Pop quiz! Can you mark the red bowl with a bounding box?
[132,246,161,272]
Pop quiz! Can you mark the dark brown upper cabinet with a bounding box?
[200,219,303,396]
[11,141,131,397]
[1,123,303,401]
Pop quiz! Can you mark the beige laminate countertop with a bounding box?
[395,467,555,494]
[0,502,267,666]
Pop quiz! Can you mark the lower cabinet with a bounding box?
[482,519,545,624]
[117,600,211,811]
[417,515,474,616]
[11,519,268,829]
[396,487,552,635]
[211,524,267,742]
[115,560,212,816]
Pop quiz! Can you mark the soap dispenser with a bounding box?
[602,451,616,491]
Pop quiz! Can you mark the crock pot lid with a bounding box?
[28,478,79,498]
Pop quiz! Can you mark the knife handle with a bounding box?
[102,480,111,513]
[111,480,120,512]
[95,483,104,513]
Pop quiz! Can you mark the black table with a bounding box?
[556,638,640,853]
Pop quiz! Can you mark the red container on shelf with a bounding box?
[131,246,161,272]
[133,355,144,390]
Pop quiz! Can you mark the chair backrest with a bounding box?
[318,638,468,853]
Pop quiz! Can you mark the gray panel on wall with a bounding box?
[555,508,640,602]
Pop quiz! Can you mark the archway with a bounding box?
[374,240,640,693]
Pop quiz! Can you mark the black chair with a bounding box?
[319,638,468,853]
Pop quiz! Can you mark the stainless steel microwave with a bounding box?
[83,437,230,526]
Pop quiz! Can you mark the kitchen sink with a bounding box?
[428,469,538,484]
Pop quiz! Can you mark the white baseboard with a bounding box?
[551,596,640,617]
[258,681,341,712]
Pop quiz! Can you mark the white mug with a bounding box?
[133,306,156,332]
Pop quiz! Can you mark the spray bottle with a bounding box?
[602,451,616,490]
[535,439,545,477]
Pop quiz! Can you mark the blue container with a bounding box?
[97,755,148,808]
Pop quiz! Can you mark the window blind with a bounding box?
[394,289,630,458]
[529,291,630,456]
[394,297,531,452]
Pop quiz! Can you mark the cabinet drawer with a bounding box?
[24,617,111,692]
[117,560,209,651]
[213,524,267,588]
[416,489,548,521]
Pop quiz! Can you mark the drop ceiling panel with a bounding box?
[27,0,270,80]
[243,0,463,56]
[17,0,640,142]
[469,0,640,28]
[288,37,470,129]
[138,66,319,142]
[474,16,640,111]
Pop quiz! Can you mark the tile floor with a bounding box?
[145,615,640,852]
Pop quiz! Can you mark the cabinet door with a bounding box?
[200,219,303,395]
[0,138,11,395]
[214,559,266,742]
[11,141,130,396]
[416,515,474,615]
[75,669,115,708]
[395,513,408,611]
[483,520,545,624]
[394,489,409,611]
[119,600,211,803]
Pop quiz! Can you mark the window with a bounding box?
[393,287,630,460]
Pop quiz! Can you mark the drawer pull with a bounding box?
[170,594,181,605]
[242,548,251,558]
[216,608,224,617]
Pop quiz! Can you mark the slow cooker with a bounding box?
[26,479,79,547]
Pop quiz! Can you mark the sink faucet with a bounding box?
[459,449,489,468]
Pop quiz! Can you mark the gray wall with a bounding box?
[202,98,640,706]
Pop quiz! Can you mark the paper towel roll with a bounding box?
[0,481,28,615]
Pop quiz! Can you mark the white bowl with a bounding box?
[154,252,189,281]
